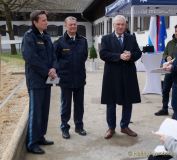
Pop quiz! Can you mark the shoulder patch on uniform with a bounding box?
[55,36,63,41]
[80,35,87,39]
[53,36,63,44]
[27,29,32,34]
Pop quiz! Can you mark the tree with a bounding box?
[0,0,35,54]
[89,45,97,62]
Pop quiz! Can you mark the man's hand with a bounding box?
[164,64,172,72]
[163,62,173,72]
[48,68,57,79]
[153,132,167,144]
[120,50,131,61]
[167,56,172,62]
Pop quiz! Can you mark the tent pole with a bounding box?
[130,6,134,34]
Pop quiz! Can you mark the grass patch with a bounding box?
[0,53,24,65]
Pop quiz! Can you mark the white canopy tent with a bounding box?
[105,0,177,33]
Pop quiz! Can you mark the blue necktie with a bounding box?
[118,36,123,46]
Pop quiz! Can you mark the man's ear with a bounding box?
[64,22,67,28]
[33,20,37,26]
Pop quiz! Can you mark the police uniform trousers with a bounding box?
[60,86,84,131]
[26,87,51,149]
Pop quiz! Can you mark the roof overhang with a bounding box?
[106,0,177,17]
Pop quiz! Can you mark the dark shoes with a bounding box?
[62,128,87,139]
[62,130,70,139]
[38,139,54,145]
[104,129,115,139]
[27,145,45,154]
[121,127,138,137]
[27,138,54,154]
[75,128,87,136]
[154,109,169,116]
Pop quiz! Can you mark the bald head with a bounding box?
[113,15,126,35]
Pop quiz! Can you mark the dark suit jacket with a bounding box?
[99,32,142,105]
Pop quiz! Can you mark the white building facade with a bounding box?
[92,16,177,52]
[0,20,92,50]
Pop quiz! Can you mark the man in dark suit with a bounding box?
[99,15,142,139]
[54,16,88,139]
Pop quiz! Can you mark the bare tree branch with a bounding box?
[0,0,38,55]
[8,0,18,8]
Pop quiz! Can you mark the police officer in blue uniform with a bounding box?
[22,10,57,154]
[54,16,88,139]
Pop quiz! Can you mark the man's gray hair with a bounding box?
[65,16,77,23]
[113,15,126,24]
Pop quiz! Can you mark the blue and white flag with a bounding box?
[148,16,157,51]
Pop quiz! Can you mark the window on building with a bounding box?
[92,22,105,37]
[47,25,61,37]
[141,17,150,31]
[164,16,170,29]
[135,17,138,31]
[96,24,99,36]
[0,25,6,36]
[135,16,170,32]
[13,25,18,36]
[107,18,112,34]
[19,25,30,36]
[58,25,63,36]
[101,22,104,35]
[13,25,30,37]
[98,23,100,35]
[77,25,86,37]
[92,25,94,36]
[109,19,112,34]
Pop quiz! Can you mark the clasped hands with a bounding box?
[163,56,174,72]
[120,50,131,61]
[48,68,57,80]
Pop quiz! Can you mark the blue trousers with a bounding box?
[26,88,51,149]
[106,103,132,129]
[60,87,84,131]
[172,83,177,120]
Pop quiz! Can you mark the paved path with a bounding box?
[23,70,172,160]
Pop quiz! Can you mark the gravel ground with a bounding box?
[0,61,28,160]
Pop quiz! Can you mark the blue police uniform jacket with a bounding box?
[54,32,88,88]
[22,25,57,89]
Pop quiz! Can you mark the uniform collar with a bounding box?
[31,25,47,36]
[67,33,76,40]
[64,31,81,41]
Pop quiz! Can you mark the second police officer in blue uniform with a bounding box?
[54,16,88,139]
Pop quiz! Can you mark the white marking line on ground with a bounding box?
[0,78,25,110]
